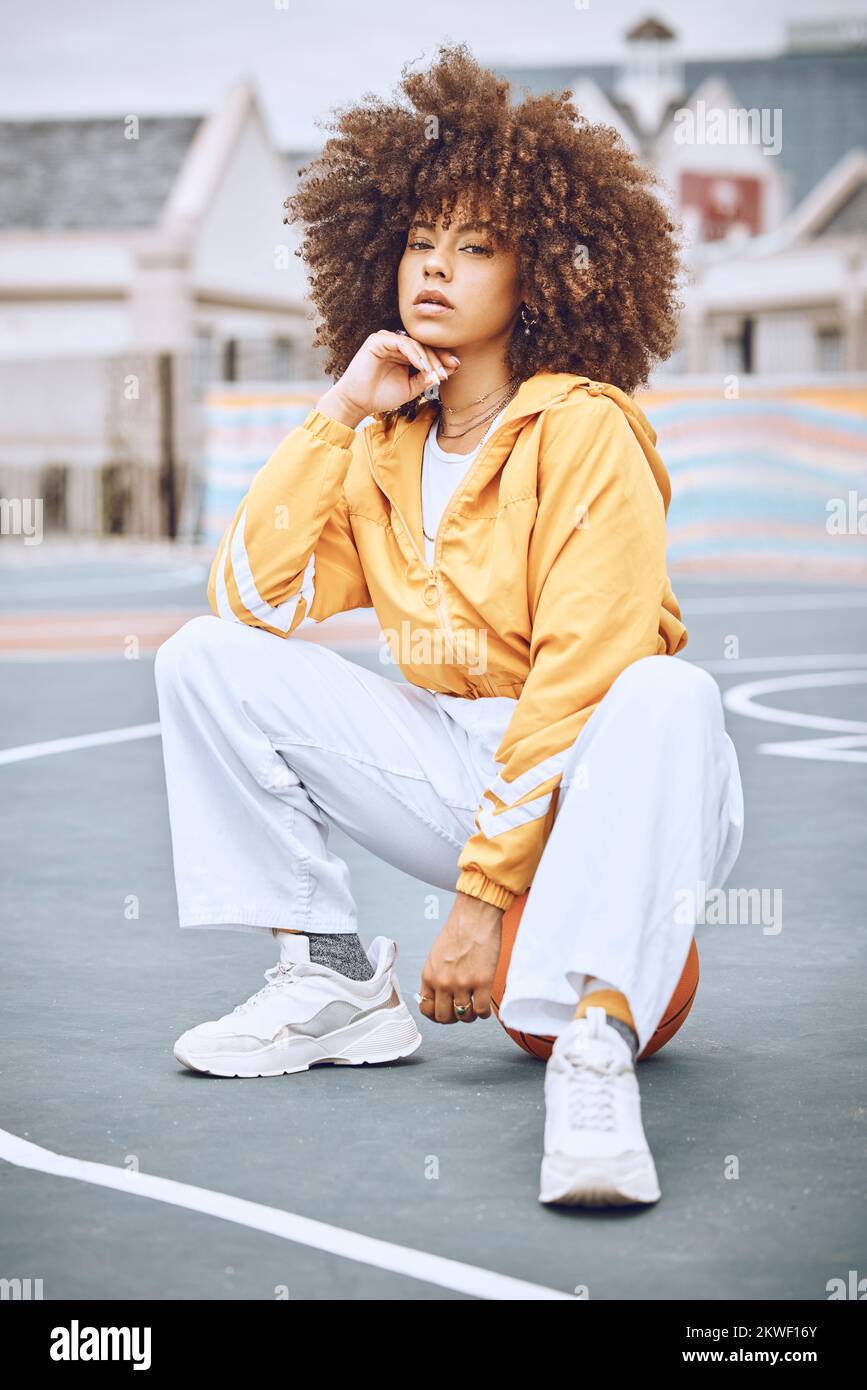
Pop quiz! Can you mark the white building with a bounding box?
[0,80,321,535]
[499,14,867,376]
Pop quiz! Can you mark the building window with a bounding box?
[680,173,763,242]
[191,330,217,396]
[722,337,744,374]
[222,339,238,382]
[816,329,842,373]
[272,337,296,380]
[226,338,300,382]
[721,319,754,374]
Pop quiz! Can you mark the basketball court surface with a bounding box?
[1,545,864,1300]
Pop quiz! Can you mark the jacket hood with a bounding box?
[365,371,671,517]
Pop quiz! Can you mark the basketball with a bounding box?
[491,890,699,1062]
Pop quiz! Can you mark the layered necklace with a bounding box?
[421,373,521,544]
[434,373,521,441]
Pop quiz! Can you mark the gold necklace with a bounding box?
[421,379,519,542]
[436,377,519,440]
[441,376,514,413]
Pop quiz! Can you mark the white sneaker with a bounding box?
[539,1006,661,1207]
[173,933,421,1077]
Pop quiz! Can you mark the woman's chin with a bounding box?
[403,316,460,347]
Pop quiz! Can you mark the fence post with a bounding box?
[157,352,176,539]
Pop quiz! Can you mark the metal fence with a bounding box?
[0,335,326,541]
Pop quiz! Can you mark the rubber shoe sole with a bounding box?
[174,1002,422,1078]
[539,1150,662,1207]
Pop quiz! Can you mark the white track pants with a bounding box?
[153,615,744,1055]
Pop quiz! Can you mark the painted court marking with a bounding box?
[0,565,208,599]
[3,654,864,769]
[0,1129,574,1301]
[0,722,161,766]
[681,590,867,614]
[0,703,576,1301]
[722,668,867,763]
[1,640,862,1293]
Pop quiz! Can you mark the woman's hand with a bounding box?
[418,891,504,1024]
[317,330,461,426]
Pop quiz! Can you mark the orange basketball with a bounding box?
[491,890,699,1062]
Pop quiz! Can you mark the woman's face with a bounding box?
[397,201,525,352]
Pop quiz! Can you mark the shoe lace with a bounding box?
[561,1050,618,1131]
[229,963,299,1016]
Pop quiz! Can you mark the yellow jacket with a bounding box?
[208,371,687,910]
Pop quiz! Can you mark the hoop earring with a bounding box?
[520,303,539,335]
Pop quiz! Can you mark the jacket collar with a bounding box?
[363,372,599,560]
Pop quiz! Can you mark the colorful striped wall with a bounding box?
[640,384,867,580]
[198,389,322,550]
[198,381,867,581]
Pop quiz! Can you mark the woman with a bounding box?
[154,43,744,1208]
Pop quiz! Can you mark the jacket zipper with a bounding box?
[365,426,456,643]
[364,409,542,679]
[361,400,558,681]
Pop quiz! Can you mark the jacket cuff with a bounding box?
[455,870,515,911]
[302,406,359,451]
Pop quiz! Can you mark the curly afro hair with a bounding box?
[283,40,684,417]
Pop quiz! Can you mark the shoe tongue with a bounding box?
[277,932,311,966]
[560,1013,628,1063]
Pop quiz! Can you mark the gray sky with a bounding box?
[2,0,866,146]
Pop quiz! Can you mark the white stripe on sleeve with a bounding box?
[227,505,315,633]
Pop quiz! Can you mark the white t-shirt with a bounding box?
[420,407,507,565]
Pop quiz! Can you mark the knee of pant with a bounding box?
[615,654,722,725]
[153,613,226,693]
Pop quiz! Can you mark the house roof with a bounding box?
[0,115,203,230]
[6,43,866,234]
[626,17,678,42]
[497,48,867,208]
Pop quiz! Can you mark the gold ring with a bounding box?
[454,1000,472,1016]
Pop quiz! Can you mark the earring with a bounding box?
[520,303,539,335]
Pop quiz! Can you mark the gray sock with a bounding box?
[604,1015,639,1059]
[304,932,375,981]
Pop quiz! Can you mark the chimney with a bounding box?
[613,14,685,141]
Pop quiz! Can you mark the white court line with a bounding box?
[2,654,867,767]
[0,715,578,1300]
[0,1129,574,1301]
[682,591,867,614]
[751,734,867,763]
[0,722,160,766]
[722,670,867,733]
[722,669,867,763]
[3,632,861,1295]
[1,645,862,1290]
[0,566,208,598]
[696,653,867,674]
[0,620,192,638]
